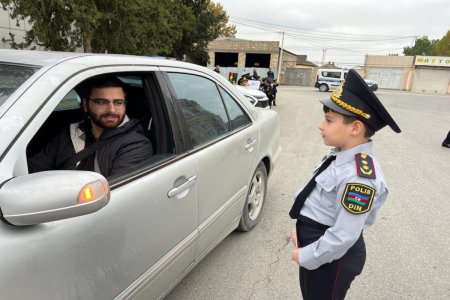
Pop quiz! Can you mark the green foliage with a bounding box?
[0,0,235,61]
[0,0,100,51]
[171,0,236,65]
[432,30,450,56]
[403,36,439,56]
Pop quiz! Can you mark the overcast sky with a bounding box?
[214,0,450,67]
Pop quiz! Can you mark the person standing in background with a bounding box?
[267,68,275,80]
[442,131,450,148]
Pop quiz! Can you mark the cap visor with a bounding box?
[319,98,357,117]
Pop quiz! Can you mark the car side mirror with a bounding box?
[0,171,110,226]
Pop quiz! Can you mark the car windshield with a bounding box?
[0,63,38,107]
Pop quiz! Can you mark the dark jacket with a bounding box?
[28,118,153,178]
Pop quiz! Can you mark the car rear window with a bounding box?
[0,64,38,106]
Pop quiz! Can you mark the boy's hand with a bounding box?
[290,228,301,265]
[290,228,299,247]
[291,248,301,264]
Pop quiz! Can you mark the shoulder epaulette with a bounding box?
[354,153,376,179]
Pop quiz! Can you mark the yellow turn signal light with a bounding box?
[82,186,94,202]
[77,179,109,204]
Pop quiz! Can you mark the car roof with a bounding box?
[0,49,206,72]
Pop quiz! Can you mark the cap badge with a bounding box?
[330,81,371,120]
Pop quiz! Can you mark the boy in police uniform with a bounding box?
[289,69,401,300]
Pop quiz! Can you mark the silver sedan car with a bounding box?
[0,50,281,299]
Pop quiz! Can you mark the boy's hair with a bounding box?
[323,105,375,138]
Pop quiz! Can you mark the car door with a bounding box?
[0,64,198,300]
[163,70,259,258]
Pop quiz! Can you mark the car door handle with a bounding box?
[244,138,257,151]
[167,176,197,198]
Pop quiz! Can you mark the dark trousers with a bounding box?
[444,131,450,142]
[296,216,366,300]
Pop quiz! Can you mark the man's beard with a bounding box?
[89,110,125,130]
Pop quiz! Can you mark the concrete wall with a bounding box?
[364,55,414,90]
[0,9,34,49]
[208,38,280,80]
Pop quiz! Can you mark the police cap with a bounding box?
[320,69,401,133]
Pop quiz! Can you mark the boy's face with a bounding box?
[319,110,355,150]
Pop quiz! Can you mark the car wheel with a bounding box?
[319,84,329,92]
[238,162,268,232]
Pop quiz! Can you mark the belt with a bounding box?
[298,215,330,231]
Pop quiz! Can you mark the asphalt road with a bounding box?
[166,86,450,300]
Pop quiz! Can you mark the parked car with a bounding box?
[364,79,378,91]
[235,85,270,108]
[315,68,378,92]
[0,50,281,300]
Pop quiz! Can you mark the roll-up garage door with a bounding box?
[412,68,450,94]
[367,68,403,89]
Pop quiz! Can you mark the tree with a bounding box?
[1,0,100,52]
[91,0,193,55]
[432,30,450,56]
[403,36,439,56]
[171,0,236,65]
[0,0,235,61]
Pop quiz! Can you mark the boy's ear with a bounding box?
[351,120,365,136]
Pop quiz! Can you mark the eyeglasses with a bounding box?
[89,98,127,107]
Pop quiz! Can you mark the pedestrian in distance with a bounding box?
[442,130,450,148]
[252,68,260,80]
[289,69,401,300]
[272,79,278,106]
[267,68,275,80]
[261,78,274,108]
[213,64,221,73]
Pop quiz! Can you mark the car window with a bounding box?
[55,89,81,111]
[167,73,230,148]
[219,87,251,130]
[0,63,38,106]
[26,73,172,182]
[321,71,342,79]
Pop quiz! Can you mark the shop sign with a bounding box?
[415,56,450,67]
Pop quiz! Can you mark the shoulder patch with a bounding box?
[341,183,375,214]
[355,153,376,179]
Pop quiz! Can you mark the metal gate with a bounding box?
[367,68,403,89]
[284,68,312,86]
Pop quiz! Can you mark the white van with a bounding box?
[315,68,378,92]
[314,68,347,92]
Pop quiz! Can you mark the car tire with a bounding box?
[319,84,329,92]
[237,162,268,232]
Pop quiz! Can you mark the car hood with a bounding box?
[235,86,267,98]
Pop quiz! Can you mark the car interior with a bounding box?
[26,72,175,181]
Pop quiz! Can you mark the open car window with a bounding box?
[26,72,175,183]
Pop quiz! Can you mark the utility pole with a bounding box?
[321,48,327,66]
[277,31,285,82]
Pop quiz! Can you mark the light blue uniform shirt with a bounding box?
[297,141,388,270]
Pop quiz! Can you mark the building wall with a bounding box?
[0,9,35,49]
[364,55,414,90]
[208,38,280,81]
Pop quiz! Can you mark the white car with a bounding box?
[235,85,270,108]
[315,69,378,92]
[0,50,281,299]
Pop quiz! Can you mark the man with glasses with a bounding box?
[28,76,153,178]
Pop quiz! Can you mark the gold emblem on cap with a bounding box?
[330,81,371,120]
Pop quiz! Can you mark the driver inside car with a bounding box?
[28,76,153,178]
